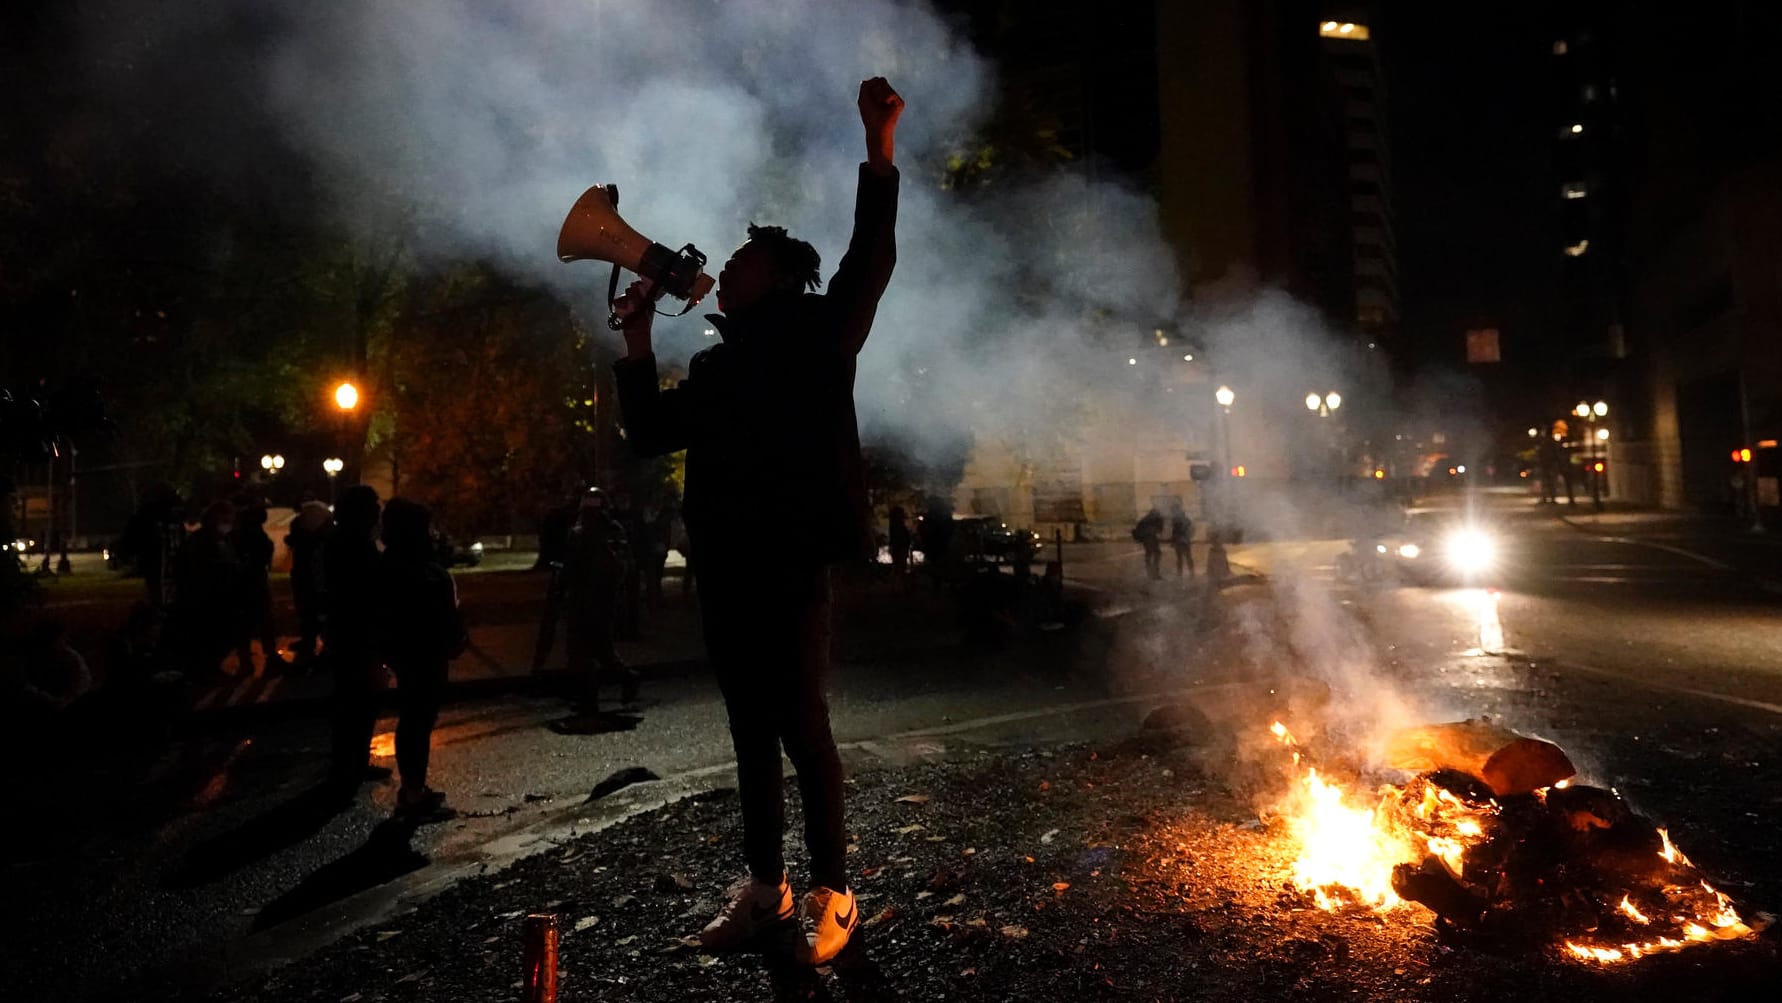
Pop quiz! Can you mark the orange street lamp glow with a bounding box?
[334,381,360,411]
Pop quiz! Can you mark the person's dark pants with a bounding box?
[645,556,667,609]
[698,557,846,892]
[235,578,278,671]
[1173,542,1194,577]
[328,648,381,786]
[566,592,625,708]
[292,580,323,662]
[1143,543,1163,579]
[392,658,447,791]
[532,568,565,670]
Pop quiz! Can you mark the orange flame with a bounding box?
[1264,723,1757,963]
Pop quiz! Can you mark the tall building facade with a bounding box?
[1592,0,1782,513]
[1321,10,1400,347]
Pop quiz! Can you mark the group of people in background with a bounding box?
[1133,502,1196,580]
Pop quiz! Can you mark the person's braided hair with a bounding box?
[747,223,823,292]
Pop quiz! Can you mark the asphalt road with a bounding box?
[11,489,1782,1001]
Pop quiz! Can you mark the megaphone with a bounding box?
[557,184,716,329]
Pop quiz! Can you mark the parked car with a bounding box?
[953,516,1040,566]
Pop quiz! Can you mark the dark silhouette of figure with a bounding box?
[286,494,333,668]
[376,498,463,822]
[1168,503,1195,578]
[611,490,647,639]
[888,506,911,574]
[531,490,583,672]
[117,482,184,609]
[563,488,636,712]
[642,498,674,611]
[1133,507,1165,580]
[610,77,902,964]
[325,485,384,791]
[920,499,955,589]
[172,500,240,679]
[231,497,286,674]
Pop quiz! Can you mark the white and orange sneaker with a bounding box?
[798,885,859,965]
[698,873,795,952]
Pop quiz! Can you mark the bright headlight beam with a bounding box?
[1444,529,1497,575]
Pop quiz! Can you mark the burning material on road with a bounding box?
[1265,719,1761,962]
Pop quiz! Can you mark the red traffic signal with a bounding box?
[1732,447,1753,463]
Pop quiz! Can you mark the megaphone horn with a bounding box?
[557,184,716,325]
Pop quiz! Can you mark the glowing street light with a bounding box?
[1596,427,1610,442]
[1593,400,1608,418]
[1305,392,1322,412]
[334,381,360,411]
[1574,402,1591,418]
[322,456,345,502]
[260,453,285,473]
[1325,391,1342,411]
[1215,385,1235,408]
[1527,427,1539,438]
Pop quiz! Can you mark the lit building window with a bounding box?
[1319,21,1370,40]
[1563,240,1590,257]
[1561,182,1589,199]
[1553,40,1569,55]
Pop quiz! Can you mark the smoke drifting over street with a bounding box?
[76,0,1464,738]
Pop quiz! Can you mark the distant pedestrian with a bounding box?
[117,482,184,609]
[377,498,464,822]
[286,494,333,669]
[1133,507,1165,580]
[1168,503,1195,578]
[230,497,287,675]
[172,500,240,679]
[920,499,955,589]
[531,489,583,672]
[888,506,911,574]
[612,490,647,639]
[325,485,385,791]
[563,489,637,712]
[643,499,674,611]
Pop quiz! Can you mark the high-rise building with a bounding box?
[1320,9,1400,347]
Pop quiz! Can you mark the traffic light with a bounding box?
[1732,447,1753,464]
[1591,460,1606,474]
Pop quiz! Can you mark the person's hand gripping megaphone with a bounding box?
[611,277,658,357]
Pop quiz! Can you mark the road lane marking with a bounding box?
[1564,662,1782,717]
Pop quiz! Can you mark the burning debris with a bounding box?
[1266,719,1760,963]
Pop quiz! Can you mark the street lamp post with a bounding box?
[322,457,345,504]
[333,381,360,484]
[1211,385,1236,579]
[1575,401,1607,511]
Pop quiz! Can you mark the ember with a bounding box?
[1264,720,1759,963]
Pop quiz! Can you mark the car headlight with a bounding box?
[1443,528,1496,574]
[1397,543,1420,559]
[1375,543,1388,554]
[470,541,485,554]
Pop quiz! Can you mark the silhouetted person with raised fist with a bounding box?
[611,77,903,965]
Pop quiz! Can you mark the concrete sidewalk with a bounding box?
[1556,504,1782,587]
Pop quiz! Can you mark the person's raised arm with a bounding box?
[829,77,903,356]
[610,278,694,456]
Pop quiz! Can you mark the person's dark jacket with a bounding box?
[613,164,899,566]
[377,548,466,671]
[564,514,627,602]
[323,531,381,655]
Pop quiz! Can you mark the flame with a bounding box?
[369,731,397,758]
[1264,723,1757,964]
[1268,722,1491,910]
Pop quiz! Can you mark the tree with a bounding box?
[378,264,602,535]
